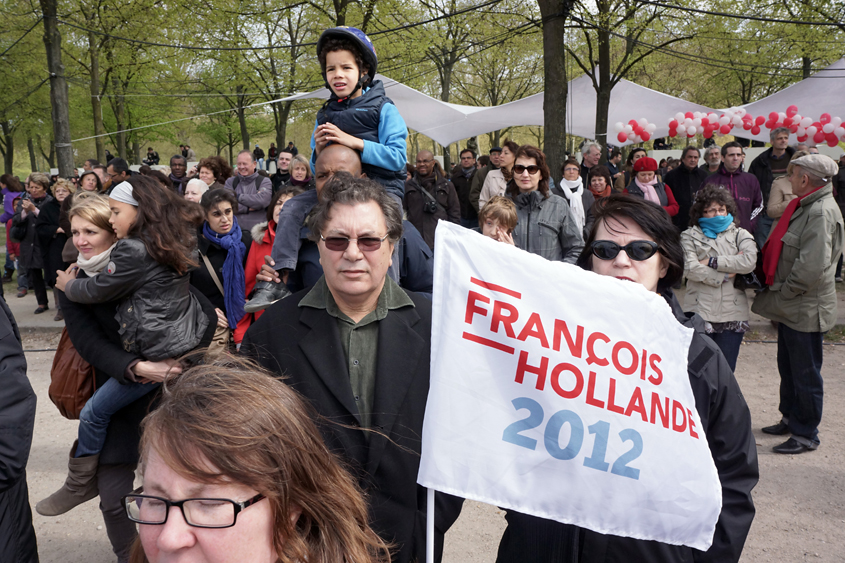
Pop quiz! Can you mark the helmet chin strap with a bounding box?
[328,72,370,104]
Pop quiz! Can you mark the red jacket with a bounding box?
[234,220,275,343]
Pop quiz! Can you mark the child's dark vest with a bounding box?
[317,80,406,197]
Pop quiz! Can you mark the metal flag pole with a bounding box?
[426,487,435,563]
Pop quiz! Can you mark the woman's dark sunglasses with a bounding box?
[512,164,540,175]
[590,240,660,261]
[320,234,389,252]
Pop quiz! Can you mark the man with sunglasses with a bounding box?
[242,169,463,563]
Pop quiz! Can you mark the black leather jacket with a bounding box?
[64,238,209,361]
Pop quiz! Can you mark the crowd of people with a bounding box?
[1,24,844,563]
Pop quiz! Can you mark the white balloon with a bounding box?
[692,118,702,127]
[719,115,730,126]
[834,126,845,138]
[684,118,693,127]
[822,123,834,134]
[800,117,813,128]
[709,113,720,122]
[624,124,633,134]
[675,112,685,122]
[807,126,817,136]
[736,108,746,117]
[687,125,698,135]
[627,131,636,140]
[676,124,687,134]
[732,116,743,127]
[832,116,842,127]
[614,122,624,132]
[797,126,806,136]
[646,123,657,133]
[637,118,648,129]
[778,112,787,121]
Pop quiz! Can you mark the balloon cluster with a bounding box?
[614,119,657,143]
[736,106,844,147]
[668,109,746,139]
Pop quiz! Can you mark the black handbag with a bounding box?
[732,231,765,291]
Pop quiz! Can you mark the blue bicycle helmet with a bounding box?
[316,26,378,98]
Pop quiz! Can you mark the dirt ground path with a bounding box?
[24,336,845,562]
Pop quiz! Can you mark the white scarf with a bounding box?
[560,178,586,231]
[76,242,117,277]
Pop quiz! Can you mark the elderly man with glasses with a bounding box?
[242,169,462,563]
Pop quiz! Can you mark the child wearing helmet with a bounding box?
[245,26,409,312]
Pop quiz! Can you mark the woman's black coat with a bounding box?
[58,271,217,465]
[35,196,69,285]
[190,227,252,315]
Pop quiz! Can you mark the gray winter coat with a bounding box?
[510,190,584,263]
[64,238,209,361]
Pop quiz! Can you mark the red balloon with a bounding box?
[768,112,779,121]
[668,128,677,137]
[743,122,752,131]
[813,131,826,143]
[701,118,710,126]
[820,113,832,124]
[765,120,776,129]
[617,132,628,143]
[669,119,679,128]
[828,138,839,147]
[755,116,765,125]
[628,119,638,126]
[797,135,808,142]
[826,132,838,143]
[641,132,651,141]
[786,105,798,117]
[789,124,799,134]
[703,129,713,139]
[685,111,694,119]
[720,125,732,134]
[812,121,822,128]
[751,125,761,135]
[783,117,793,127]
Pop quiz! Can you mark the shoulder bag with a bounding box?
[49,328,96,419]
[200,249,231,355]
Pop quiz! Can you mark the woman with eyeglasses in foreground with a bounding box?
[506,145,584,263]
[496,195,758,563]
[126,357,390,563]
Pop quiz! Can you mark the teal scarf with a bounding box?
[698,214,734,239]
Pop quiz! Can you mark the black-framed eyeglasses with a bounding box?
[320,233,389,252]
[590,240,660,261]
[122,487,266,529]
[513,164,540,175]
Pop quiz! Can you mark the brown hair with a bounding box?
[68,193,114,233]
[290,154,312,180]
[560,158,580,177]
[318,38,369,77]
[0,174,23,192]
[198,156,234,183]
[268,185,307,223]
[125,175,204,275]
[479,196,518,234]
[506,145,550,199]
[689,185,739,228]
[308,172,403,244]
[587,165,613,195]
[133,357,390,563]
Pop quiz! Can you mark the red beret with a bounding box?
[633,157,658,173]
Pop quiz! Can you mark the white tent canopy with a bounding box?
[739,57,845,143]
[278,73,716,147]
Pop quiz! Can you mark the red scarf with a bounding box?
[590,184,611,199]
[761,185,824,285]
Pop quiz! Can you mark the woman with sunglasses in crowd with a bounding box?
[496,194,758,563]
[124,357,390,563]
[681,186,757,371]
[505,145,583,263]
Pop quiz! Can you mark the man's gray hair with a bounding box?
[582,140,602,156]
[705,146,721,158]
[308,172,403,244]
[238,149,256,163]
[770,127,790,141]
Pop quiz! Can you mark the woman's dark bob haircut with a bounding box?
[200,187,239,214]
[576,194,684,293]
[688,185,739,228]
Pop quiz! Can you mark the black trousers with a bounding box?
[27,268,48,307]
[97,463,138,563]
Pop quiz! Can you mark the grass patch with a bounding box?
[825,325,845,343]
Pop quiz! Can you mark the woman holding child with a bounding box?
[40,180,218,562]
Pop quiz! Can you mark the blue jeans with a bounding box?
[754,214,774,250]
[76,378,161,457]
[709,330,745,372]
[777,324,824,445]
[257,158,265,171]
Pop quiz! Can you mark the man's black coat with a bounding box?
[241,286,462,563]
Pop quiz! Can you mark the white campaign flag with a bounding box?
[418,221,721,550]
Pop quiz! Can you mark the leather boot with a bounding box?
[36,441,99,516]
[244,280,292,313]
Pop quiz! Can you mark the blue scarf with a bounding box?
[202,218,246,328]
[698,214,734,239]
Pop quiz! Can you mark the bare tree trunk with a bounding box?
[237,86,250,150]
[132,141,141,165]
[538,0,573,178]
[228,131,235,164]
[40,0,74,176]
[27,137,38,171]
[802,56,811,79]
[273,100,293,150]
[594,7,611,163]
[111,75,127,159]
[0,121,13,174]
[88,32,106,162]
[38,134,56,168]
